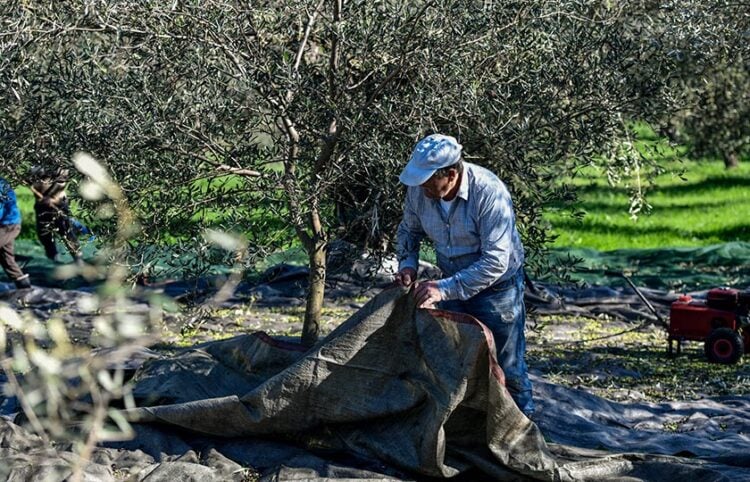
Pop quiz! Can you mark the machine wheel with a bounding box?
[704,328,744,364]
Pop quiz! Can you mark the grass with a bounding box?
[540,124,750,289]
[545,159,750,250]
[14,186,37,239]
[545,123,750,252]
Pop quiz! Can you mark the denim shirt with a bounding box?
[0,178,21,226]
[396,162,524,301]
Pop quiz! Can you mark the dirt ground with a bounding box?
[2,279,748,406]
[155,291,750,405]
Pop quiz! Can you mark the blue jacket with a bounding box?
[0,178,21,225]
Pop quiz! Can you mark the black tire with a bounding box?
[704,327,744,364]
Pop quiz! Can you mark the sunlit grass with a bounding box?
[14,186,37,239]
[546,159,750,250]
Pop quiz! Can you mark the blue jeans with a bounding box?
[440,269,534,415]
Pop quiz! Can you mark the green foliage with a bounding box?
[2,1,748,339]
[0,1,726,247]
[681,61,750,168]
[658,3,750,169]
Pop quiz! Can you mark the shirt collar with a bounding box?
[456,165,470,201]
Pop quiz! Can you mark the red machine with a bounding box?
[609,271,750,364]
[668,288,750,364]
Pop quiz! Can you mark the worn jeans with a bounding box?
[440,269,534,415]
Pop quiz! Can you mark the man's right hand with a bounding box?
[394,267,417,287]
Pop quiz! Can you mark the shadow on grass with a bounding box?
[553,198,736,216]
[656,175,750,196]
[551,217,750,242]
[570,175,750,197]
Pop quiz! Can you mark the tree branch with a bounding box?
[216,164,261,177]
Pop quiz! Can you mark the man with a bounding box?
[394,134,533,416]
[29,166,82,264]
[0,177,31,290]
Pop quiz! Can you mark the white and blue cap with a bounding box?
[399,134,463,186]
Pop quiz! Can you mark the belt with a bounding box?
[488,268,523,291]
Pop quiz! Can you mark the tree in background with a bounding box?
[678,63,750,169]
[1,0,746,343]
[653,2,750,169]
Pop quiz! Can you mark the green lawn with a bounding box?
[14,186,37,239]
[545,160,750,250]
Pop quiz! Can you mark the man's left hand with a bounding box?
[412,281,443,309]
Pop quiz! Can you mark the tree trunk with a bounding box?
[723,151,739,169]
[300,0,339,346]
[302,240,326,346]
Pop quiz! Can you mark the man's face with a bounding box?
[420,169,456,199]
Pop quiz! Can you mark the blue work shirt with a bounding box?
[0,178,21,226]
[396,162,524,301]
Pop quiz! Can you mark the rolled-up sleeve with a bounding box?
[396,188,425,273]
[436,191,513,300]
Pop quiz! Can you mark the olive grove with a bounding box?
[1,0,748,343]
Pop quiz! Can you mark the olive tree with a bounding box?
[649,1,750,168]
[2,0,746,343]
[677,63,750,169]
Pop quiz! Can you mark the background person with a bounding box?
[0,177,31,289]
[29,166,83,264]
[394,134,533,416]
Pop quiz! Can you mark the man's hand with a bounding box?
[412,280,443,309]
[394,267,417,287]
